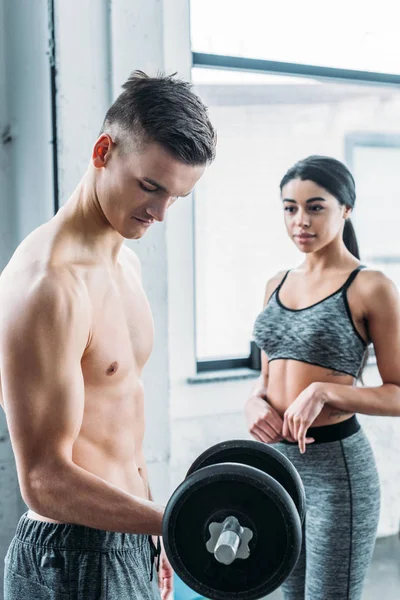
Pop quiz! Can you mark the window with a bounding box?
[191,0,400,75]
[346,134,400,283]
[193,68,400,368]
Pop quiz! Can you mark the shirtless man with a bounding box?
[0,71,216,600]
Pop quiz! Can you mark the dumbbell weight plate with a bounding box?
[163,462,302,600]
[186,439,306,524]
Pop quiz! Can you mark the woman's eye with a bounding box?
[139,182,157,193]
[309,205,323,212]
[284,206,296,213]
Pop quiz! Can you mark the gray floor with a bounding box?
[267,535,400,599]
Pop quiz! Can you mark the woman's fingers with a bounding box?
[298,423,307,454]
[260,412,283,437]
[251,423,283,444]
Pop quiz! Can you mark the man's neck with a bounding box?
[57,169,125,265]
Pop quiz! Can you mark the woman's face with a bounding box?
[281,178,351,253]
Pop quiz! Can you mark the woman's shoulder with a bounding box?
[355,266,399,304]
[358,266,396,287]
[263,270,289,305]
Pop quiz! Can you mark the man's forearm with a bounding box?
[324,382,400,417]
[25,460,164,535]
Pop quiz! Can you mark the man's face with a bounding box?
[94,137,205,239]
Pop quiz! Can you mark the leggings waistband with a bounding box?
[281,415,361,445]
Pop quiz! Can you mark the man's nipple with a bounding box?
[106,361,119,376]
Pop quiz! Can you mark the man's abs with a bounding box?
[27,378,150,524]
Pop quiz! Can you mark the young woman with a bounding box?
[246,155,400,600]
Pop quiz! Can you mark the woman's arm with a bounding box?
[283,271,400,452]
[246,272,298,443]
[245,351,285,443]
[323,271,400,416]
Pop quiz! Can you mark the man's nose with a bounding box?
[146,198,171,223]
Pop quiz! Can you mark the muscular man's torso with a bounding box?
[0,218,153,522]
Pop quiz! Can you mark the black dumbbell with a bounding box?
[162,440,306,600]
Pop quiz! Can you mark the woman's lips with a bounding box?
[295,234,316,242]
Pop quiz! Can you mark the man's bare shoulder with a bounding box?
[2,221,52,265]
[120,245,142,277]
[0,266,90,339]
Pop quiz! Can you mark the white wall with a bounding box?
[55,0,111,205]
[3,0,54,243]
[0,0,15,270]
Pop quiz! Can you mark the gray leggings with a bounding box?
[274,418,380,600]
[4,514,161,600]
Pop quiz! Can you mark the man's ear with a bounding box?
[92,134,114,168]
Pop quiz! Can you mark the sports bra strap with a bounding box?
[342,265,366,292]
[276,270,291,292]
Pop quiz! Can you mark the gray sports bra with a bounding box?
[253,267,368,378]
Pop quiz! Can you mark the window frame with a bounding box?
[193,52,400,373]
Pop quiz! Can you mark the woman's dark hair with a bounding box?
[279,155,360,259]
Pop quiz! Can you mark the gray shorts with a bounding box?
[4,513,161,600]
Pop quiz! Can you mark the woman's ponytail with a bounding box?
[343,218,367,382]
[343,219,360,260]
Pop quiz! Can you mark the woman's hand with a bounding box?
[245,394,293,443]
[283,382,328,453]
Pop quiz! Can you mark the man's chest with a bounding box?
[82,268,154,383]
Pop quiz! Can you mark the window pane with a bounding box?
[193,68,400,361]
[352,145,400,259]
[191,0,400,75]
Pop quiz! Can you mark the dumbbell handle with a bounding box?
[213,516,242,565]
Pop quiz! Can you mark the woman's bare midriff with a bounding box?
[266,359,356,427]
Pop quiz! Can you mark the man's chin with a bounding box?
[124,231,147,240]
[120,225,149,240]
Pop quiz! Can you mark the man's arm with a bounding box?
[0,271,164,534]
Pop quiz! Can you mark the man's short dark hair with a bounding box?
[101,70,216,166]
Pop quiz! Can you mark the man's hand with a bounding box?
[283,382,327,454]
[157,539,173,600]
[245,394,293,443]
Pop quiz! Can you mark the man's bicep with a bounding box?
[0,277,89,480]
